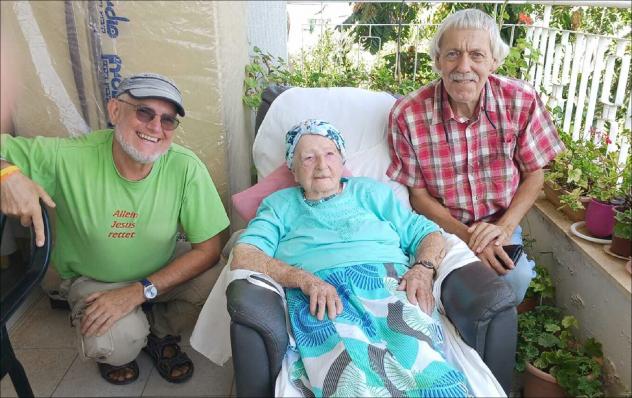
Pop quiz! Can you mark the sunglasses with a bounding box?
[117,98,180,131]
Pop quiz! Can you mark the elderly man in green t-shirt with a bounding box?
[0,73,229,385]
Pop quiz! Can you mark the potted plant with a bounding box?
[546,129,625,229]
[559,187,592,222]
[584,134,626,237]
[545,133,592,221]
[543,130,571,202]
[611,208,632,258]
[609,161,632,257]
[518,265,555,314]
[517,306,604,398]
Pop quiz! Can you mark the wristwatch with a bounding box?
[412,259,437,275]
[140,278,158,300]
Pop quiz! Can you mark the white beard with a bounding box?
[114,128,166,164]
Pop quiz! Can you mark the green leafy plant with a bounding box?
[559,187,588,211]
[517,305,604,397]
[524,265,555,303]
[242,47,293,109]
[616,131,632,206]
[614,208,632,240]
[546,128,625,210]
[497,38,540,79]
[291,29,369,89]
[340,2,420,54]
[522,232,536,249]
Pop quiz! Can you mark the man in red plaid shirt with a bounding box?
[387,9,564,304]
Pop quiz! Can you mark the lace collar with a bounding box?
[302,178,348,207]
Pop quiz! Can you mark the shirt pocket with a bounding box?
[483,125,519,162]
[499,128,519,160]
[489,128,520,203]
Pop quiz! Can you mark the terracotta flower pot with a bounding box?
[543,181,589,222]
[517,296,537,314]
[523,362,566,398]
[543,181,563,208]
[585,199,616,238]
[610,235,631,258]
[561,196,591,222]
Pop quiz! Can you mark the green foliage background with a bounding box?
[244,3,630,109]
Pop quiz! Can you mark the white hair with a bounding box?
[429,8,510,72]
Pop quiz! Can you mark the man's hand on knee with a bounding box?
[467,222,511,254]
[0,169,56,247]
[81,284,145,337]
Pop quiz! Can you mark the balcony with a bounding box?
[0,286,234,397]
[1,1,630,397]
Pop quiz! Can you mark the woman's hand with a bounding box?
[232,244,343,321]
[298,274,343,321]
[398,266,434,315]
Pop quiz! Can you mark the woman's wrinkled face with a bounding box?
[292,134,344,200]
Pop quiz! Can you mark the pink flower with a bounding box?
[518,12,533,25]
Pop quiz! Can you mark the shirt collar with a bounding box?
[431,80,454,125]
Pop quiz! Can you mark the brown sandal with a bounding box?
[97,360,139,385]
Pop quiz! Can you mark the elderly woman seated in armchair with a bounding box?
[231,119,473,397]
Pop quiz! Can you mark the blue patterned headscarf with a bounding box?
[285,119,347,169]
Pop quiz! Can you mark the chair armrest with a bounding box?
[1,203,52,325]
[226,278,289,396]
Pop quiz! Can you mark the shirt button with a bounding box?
[474,195,478,200]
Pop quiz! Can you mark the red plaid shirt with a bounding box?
[387,75,564,224]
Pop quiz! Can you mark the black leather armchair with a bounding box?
[1,203,52,397]
[226,86,518,397]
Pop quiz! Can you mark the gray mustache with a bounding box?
[449,72,479,82]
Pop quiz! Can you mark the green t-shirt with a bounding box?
[1,130,229,282]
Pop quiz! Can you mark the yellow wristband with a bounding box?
[0,165,20,182]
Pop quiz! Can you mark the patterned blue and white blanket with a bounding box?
[285,262,470,397]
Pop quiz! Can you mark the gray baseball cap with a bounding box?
[117,72,185,116]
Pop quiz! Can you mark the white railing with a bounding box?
[296,20,631,165]
[527,26,631,155]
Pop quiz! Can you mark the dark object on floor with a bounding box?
[49,296,71,310]
[1,203,52,397]
[97,360,139,385]
[143,333,194,383]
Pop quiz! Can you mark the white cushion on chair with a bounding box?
[253,87,410,208]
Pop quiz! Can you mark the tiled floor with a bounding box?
[1,288,235,397]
